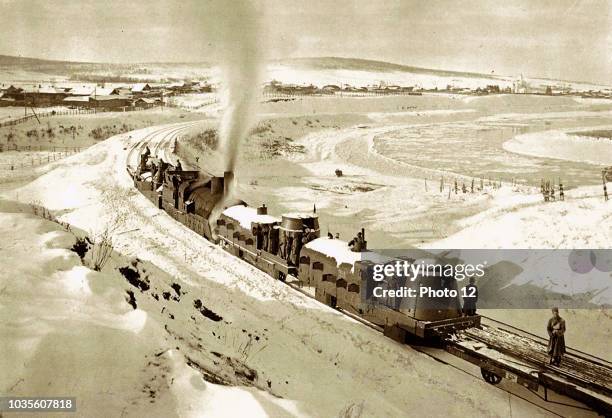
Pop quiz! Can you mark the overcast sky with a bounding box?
[0,0,610,83]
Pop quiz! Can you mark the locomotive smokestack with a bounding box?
[211,176,223,195]
[223,171,234,196]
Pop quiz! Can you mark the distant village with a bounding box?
[1,73,610,112]
[263,75,612,98]
[0,80,213,111]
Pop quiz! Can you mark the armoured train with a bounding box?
[129,149,480,342]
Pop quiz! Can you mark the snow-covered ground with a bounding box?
[1,123,567,417]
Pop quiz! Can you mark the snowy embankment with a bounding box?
[0,123,550,417]
[426,183,612,249]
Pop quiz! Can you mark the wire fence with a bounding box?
[0,105,160,129]
[164,99,218,110]
[0,147,82,170]
[0,108,96,128]
[0,144,82,152]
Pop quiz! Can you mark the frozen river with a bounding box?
[374,111,612,188]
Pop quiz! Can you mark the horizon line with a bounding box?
[0,53,609,87]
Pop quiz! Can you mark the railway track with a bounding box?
[126,125,612,417]
[282,279,605,416]
[462,325,612,394]
[126,122,202,172]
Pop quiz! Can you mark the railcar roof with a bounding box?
[223,205,280,229]
[303,237,390,268]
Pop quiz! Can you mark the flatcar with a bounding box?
[129,150,480,342]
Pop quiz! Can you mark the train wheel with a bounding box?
[480,368,502,385]
[277,271,286,282]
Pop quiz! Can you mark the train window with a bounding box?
[245,238,254,246]
[232,231,240,239]
[312,262,324,271]
[227,223,234,230]
[348,283,360,293]
[336,279,347,288]
[217,218,225,226]
[299,256,310,265]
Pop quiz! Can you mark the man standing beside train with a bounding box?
[462,277,478,316]
[547,307,566,366]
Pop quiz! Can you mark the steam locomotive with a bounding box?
[129,149,480,342]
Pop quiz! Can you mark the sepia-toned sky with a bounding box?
[0,0,610,83]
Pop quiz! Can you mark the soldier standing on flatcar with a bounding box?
[171,175,180,208]
[285,234,293,263]
[269,227,279,254]
[291,234,301,265]
[462,277,478,316]
[278,230,286,258]
[262,224,270,251]
[547,307,566,366]
[348,232,365,252]
[150,163,157,190]
[155,161,165,190]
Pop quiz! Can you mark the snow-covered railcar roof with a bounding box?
[303,237,390,268]
[222,205,280,230]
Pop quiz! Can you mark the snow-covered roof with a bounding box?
[132,83,151,92]
[303,237,390,268]
[95,87,117,96]
[222,205,280,229]
[63,96,90,102]
[38,85,61,94]
[69,85,96,96]
[136,97,158,104]
[92,95,128,101]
